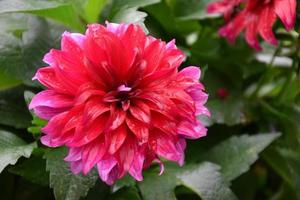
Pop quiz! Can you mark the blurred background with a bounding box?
[0,0,299,200]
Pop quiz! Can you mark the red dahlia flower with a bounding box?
[207,0,296,50]
[29,23,210,185]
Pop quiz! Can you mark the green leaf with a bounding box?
[8,156,49,186]
[138,167,178,200]
[111,8,148,33]
[109,187,141,200]
[44,147,98,200]
[201,133,281,182]
[177,163,238,200]
[264,147,300,199]
[0,130,36,173]
[0,14,64,86]
[0,87,32,128]
[0,0,83,30]
[109,0,161,32]
[84,0,108,23]
[206,98,248,126]
[24,91,47,136]
[0,69,22,91]
[110,0,160,16]
[138,162,237,200]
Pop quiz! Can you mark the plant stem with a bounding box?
[251,44,281,98]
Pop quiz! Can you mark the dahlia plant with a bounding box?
[0,0,299,200]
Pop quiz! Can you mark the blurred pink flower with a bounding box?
[207,0,244,21]
[207,0,296,50]
[29,23,210,185]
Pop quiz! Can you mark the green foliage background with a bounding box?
[0,0,299,199]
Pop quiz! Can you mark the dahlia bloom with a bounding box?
[207,0,296,50]
[29,23,210,185]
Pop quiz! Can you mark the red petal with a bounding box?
[108,124,127,154]
[275,0,296,30]
[258,6,278,46]
[126,114,149,143]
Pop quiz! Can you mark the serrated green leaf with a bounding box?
[44,147,98,200]
[0,130,36,172]
[201,133,281,182]
[177,162,238,200]
[138,162,237,200]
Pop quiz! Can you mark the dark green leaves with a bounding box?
[0,15,63,86]
[44,148,98,200]
[137,133,279,200]
[138,168,178,200]
[8,156,49,186]
[0,0,83,30]
[138,162,237,200]
[0,130,36,172]
[202,133,281,182]
[0,87,32,128]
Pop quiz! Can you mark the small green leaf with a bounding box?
[201,133,281,182]
[0,130,36,172]
[44,147,98,200]
[24,91,47,136]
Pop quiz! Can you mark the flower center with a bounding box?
[116,84,132,101]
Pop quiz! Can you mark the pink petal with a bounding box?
[179,66,201,80]
[129,150,145,181]
[97,155,119,185]
[178,120,207,139]
[275,0,296,31]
